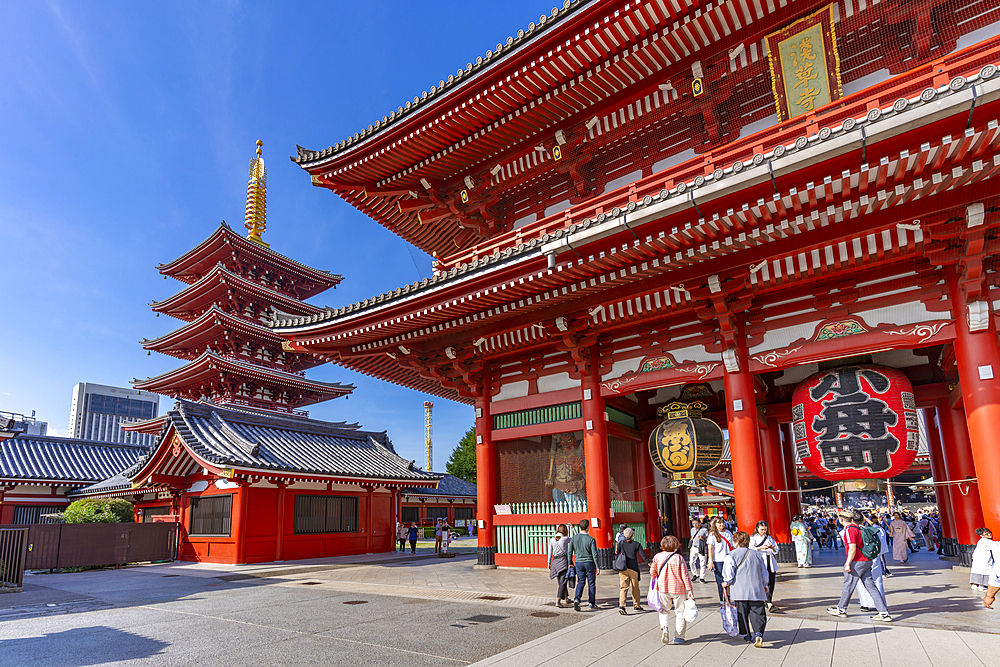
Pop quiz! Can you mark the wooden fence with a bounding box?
[2,522,179,571]
[0,527,29,590]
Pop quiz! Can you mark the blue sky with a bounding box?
[0,1,549,466]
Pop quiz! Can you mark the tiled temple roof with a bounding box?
[0,435,147,484]
[403,473,476,497]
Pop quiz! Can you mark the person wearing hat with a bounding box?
[615,526,648,614]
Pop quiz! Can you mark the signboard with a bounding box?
[766,6,842,121]
[494,504,512,515]
[791,365,919,480]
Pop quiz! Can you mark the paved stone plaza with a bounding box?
[0,542,995,666]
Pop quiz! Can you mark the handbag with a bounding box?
[565,565,577,589]
[720,599,740,637]
[613,546,628,571]
[683,598,698,623]
[647,576,662,612]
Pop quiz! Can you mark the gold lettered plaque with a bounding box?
[766,6,842,121]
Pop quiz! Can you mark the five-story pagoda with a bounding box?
[135,141,353,416]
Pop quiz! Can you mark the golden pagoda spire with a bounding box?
[245,139,268,247]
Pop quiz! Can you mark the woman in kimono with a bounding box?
[888,512,915,562]
[790,514,813,568]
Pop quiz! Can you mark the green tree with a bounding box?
[446,426,477,483]
[63,498,135,524]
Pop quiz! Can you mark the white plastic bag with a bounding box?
[683,597,698,623]
[647,577,662,612]
[720,601,739,637]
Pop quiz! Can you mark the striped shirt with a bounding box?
[649,551,693,595]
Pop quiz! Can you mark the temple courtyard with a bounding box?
[0,544,994,667]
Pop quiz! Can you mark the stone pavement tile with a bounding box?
[0,602,192,639]
[596,607,727,667]
[829,623,880,667]
[474,611,616,667]
[537,608,658,667]
[761,621,834,667]
[727,614,801,665]
[872,626,931,667]
[912,627,989,667]
[201,633,449,667]
[953,630,998,665]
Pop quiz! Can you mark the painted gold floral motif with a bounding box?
[814,319,867,341]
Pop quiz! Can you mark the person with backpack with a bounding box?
[857,513,889,612]
[689,518,709,583]
[722,531,769,648]
[649,535,694,644]
[826,509,891,622]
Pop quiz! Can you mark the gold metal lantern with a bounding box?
[648,401,725,487]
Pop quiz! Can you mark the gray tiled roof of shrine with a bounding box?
[0,435,147,484]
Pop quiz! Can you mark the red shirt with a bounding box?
[843,524,869,562]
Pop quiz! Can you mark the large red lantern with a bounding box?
[791,365,919,481]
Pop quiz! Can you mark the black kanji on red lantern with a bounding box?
[809,368,899,473]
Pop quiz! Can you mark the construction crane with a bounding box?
[424,401,433,471]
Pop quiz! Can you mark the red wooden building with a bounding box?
[74,400,439,563]
[274,0,1000,567]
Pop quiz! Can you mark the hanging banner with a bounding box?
[765,6,842,121]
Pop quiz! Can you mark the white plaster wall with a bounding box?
[602,355,646,381]
[853,301,948,328]
[536,372,577,394]
[493,380,529,402]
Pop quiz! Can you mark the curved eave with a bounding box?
[151,265,323,321]
[157,223,342,297]
[121,415,171,435]
[133,351,354,398]
[292,0,599,169]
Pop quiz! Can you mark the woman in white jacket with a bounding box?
[749,521,779,612]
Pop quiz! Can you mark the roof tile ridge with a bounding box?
[208,410,260,459]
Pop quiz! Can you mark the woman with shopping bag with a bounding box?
[648,535,695,645]
[722,531,770,648]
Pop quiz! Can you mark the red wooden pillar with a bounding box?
[780,424,802,518]
[582,346,614,567]
[636,392,662,549]
[949,265,1000,541]
[667,490,689,541]
[723,331,768,533]
[761,417,792,558]
[274,481,287,562]
[475,365,498,568]
[936,397,985,557]
[924,408,957,552]
[365,486,374,554]
[233,480,250,565]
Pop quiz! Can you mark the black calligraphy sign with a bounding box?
[809,367,899,474]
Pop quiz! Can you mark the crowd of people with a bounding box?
[544,509,999,649]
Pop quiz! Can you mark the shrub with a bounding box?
[63,498,135,524]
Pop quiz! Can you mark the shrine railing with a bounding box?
[496,522,647,555]
[506,500,586,514]
[440,38,1000,270]
[611,500,645,514]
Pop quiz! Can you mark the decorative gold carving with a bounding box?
[883,322,947,344]
[752,347,802,368]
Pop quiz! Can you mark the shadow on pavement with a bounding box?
[0,626,169,665]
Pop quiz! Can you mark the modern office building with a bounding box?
[68,383,159,447]
[0,410,47,436]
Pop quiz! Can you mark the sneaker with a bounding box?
[871,613,892,622]
[754,634,763,648]
[662,630,670,644]
[826,607,847,618]
[672,637,685,644]
[634,605,644,612]
[588,604,598,610]
[858,606,872,613]
[574,600,581,612]
[619,607,627,615]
